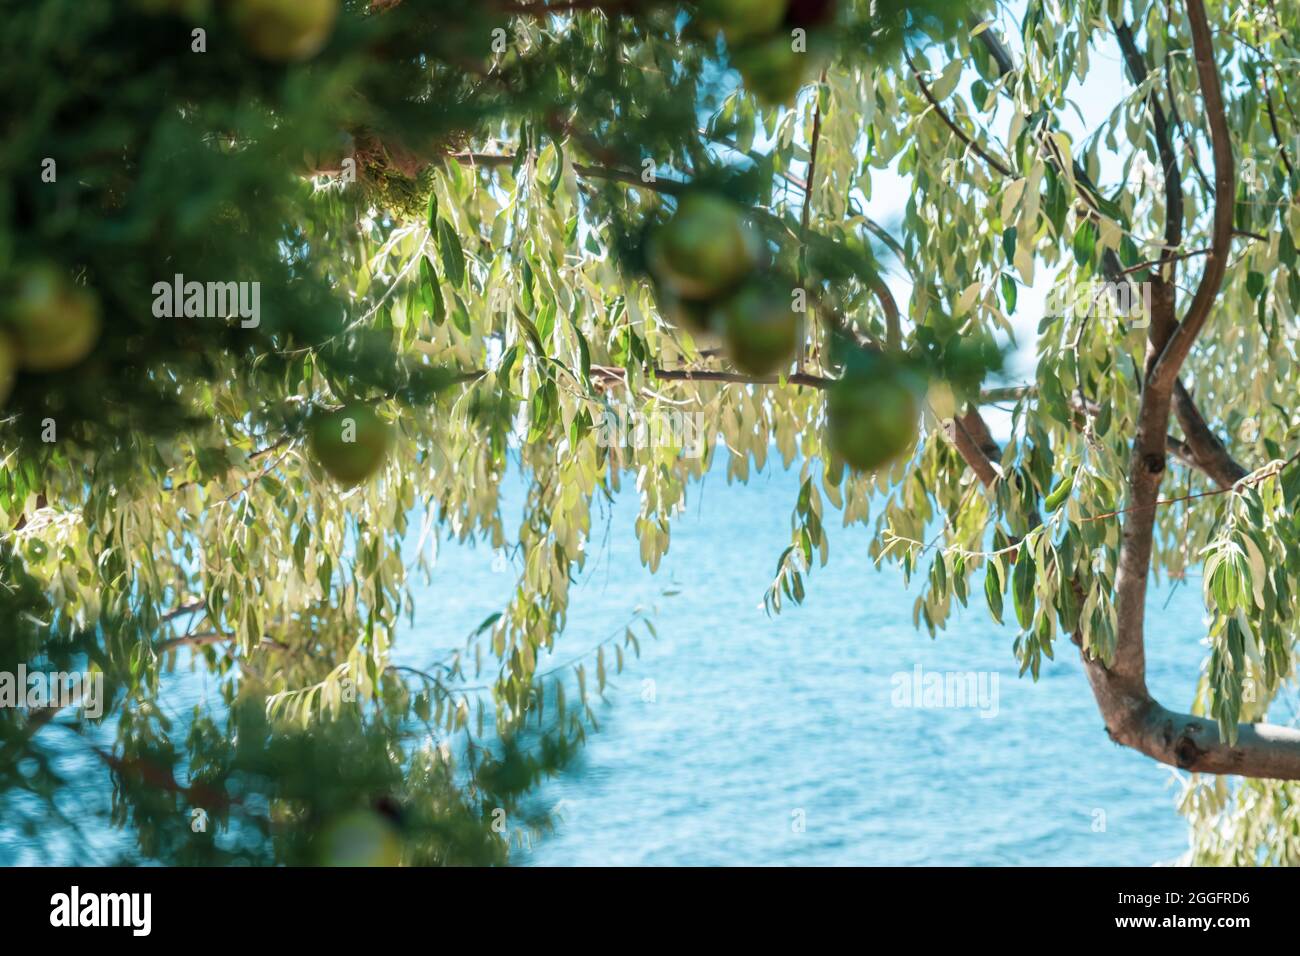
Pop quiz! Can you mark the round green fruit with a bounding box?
[319,811,402,867]
[648,193,759,302]
[308,404,390,486]
[231,0,339,62]
[697,0,787,45]
[827,371,920,472]
[717,282,799,375]
[7,266,102,373]
[732,33,814,106]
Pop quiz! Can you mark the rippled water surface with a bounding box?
[401,460,1205,866]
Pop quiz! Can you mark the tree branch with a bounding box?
[870,276,902,351]
[1149,0,1236,390]
[983,13,1254,501]
[1076,666,1300,779]
[589,364,1026,409]
[1172,378,1248,486]
[798,76,827,369]
[903,48,1014,178]
[1114,19,1183,259]
[975,13,1300,778]
[951,407,1002,487]
[1100,248,1249,488]
[1260,61,1295,182]
[591,364,834,390]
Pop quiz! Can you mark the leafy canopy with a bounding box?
[3,0,1300,865]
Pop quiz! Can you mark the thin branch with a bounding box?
[871,277,902,351]
[157,632,230,652]
[798,76,827,370]
[161,600,206,622]
[171,433,294,495]
[948,408,1001,488]
[903,49,1014,178]
[589,363,1026,406]
[1079,451,1298,523]
[1098,245,1251,490]
[1260,64,1296,181]
[591,364,833,390]
[1117,247,1209,278]
[1166,52,1214,196]
[1114,19,1183,261]
[1172,378,1248,487]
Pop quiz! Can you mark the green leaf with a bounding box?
[452,294,472,336]
[1043,464,1076,512]
[573,324,592,383]
[1000,273,1018,313]
[930,60,964,102]
[985,564,1004,624]
[515,309,546,358]
[437,218,466,287]
[1246,271,1265,300]
[419,255,444,325]
[1071,219,1096,266]
[1012,546,1036,630]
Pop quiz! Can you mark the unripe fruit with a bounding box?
[732,33,814,106]
[319,810,402,867]
[717,281,799,375]
[696,0,787,45]
[231,0,339,62]
[308,404,390,486]
[827,370,920,472]
[648,194,759,301]
[7,266,102,372]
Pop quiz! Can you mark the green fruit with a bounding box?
[697,0,787,45]
[7,266,102,372]
[732,33,815,105]
[308,404,390,485]
[319,811,402,867]
[231,0,339,62]
[827,371,920,472]
[649,194,759,301]
[1043,464,1078,513]
[0,335,14,407]
[717,282,799,375]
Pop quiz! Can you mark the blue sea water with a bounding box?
[397,457,1210,866]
